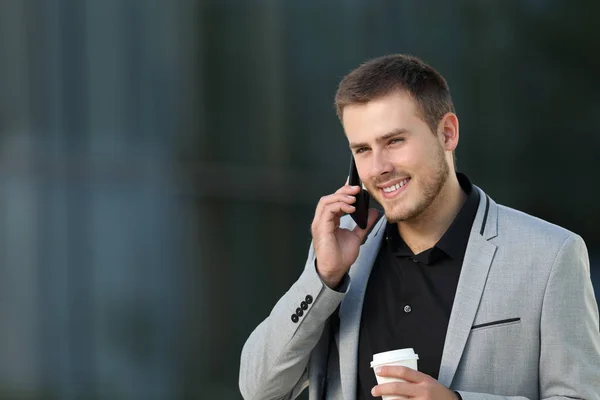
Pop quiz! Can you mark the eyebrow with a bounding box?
[349,128,410,150]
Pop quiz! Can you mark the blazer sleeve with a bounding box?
[239,242,349,400]
[457,234,600,400]
[537,233,600,399]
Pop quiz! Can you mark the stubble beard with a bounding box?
[381,148,450,224]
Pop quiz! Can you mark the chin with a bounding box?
[383,208,410,223]
[385,213,407,224]
[382,201,423,223]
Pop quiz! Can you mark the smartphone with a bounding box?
[348,155,370,229]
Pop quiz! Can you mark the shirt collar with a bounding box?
[385,173,479,265]
[435,173,479,262]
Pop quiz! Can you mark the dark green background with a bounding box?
[0,1,598,399]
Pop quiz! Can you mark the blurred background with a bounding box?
[0,0,598,399]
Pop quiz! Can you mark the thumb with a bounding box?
[352,208,380,242]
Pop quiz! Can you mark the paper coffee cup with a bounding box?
[371,348,419,400]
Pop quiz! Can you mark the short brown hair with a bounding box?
[335,54,455,134]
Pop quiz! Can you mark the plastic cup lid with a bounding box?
[370,348,419,368]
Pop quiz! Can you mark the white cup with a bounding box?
[371,348,419,400]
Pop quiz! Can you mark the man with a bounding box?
[239,54,600,399]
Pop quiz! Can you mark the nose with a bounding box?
[370,150,393,177]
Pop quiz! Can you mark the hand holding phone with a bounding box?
[309,157,378,288]
[348,155,370,229]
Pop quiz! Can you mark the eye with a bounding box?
[355,147,370,154]
[389,138,404,145]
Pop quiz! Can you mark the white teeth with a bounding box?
[382,179,409,193]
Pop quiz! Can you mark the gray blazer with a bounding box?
[239,187,600,399]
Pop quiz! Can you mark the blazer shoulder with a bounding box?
[495,203,584,246]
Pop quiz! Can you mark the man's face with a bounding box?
[343,91,451,223]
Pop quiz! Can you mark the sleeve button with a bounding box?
[291,314,299,323]
[296,307,304,317]
[305,295,313,304]
[301,301,308,310]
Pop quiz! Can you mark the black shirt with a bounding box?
[357,173,479,400]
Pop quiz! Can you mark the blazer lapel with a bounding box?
[338,217,386,400]
[438,187,499,387]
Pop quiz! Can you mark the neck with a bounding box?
[397,174,467,254]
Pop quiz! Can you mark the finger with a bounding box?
[314,186,359,219]
[352,208,380,240]
[335,184,361,195]
[321,202,356,225]
[312,201,357,234]
[375,366,424,383]
[314,192,358,221]
[371,381,417,398]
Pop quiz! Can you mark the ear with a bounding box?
[438,112,459,152]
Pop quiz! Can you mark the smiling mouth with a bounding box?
[381,178,410,193]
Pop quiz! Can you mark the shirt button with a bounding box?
[411,258,418,263]
[404,305,412,313]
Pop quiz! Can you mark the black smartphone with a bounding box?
[348,155,370,229]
